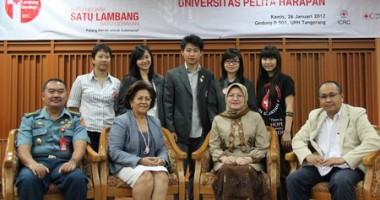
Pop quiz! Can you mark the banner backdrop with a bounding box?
[1,0,380,40]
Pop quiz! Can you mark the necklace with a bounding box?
[135,116,150,155]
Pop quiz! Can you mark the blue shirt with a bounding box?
[16,107,90,159]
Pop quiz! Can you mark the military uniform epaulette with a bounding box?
[23,110,41,118]
[68,110,81,117]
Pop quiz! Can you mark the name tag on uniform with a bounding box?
[34,121,45,128]
[60,119,72,128]
[60,137,67,151]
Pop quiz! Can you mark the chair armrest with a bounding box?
[97,127,111,200]
[4,152,17,169]
[98,127,111,162]
[361,126,380,199]
[361,149,380,199]
[285,151,299,172]
[161,128,186,199]
[266,126,279,198]
[285,151,296,161]
[3,129,19,200]
[84,145,102,200]
[362,150,380,166]
[162,128,187,159]
[268,127,279,161]
[86,145,105,163]
[363,125,380,166]
[4,129,18,168]
[191,132,211,160]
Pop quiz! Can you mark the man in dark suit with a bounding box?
[164,34,214,200]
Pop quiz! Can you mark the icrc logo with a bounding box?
[363,13,380,20]
[338,9,350,25]
[363,13,373,20]
[5,0,41,23]
[340,10,348,18]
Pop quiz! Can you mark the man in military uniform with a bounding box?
[15,78,90,200]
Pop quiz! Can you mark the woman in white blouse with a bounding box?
[68,43,120,151]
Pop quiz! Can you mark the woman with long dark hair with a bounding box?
[256,45,295,200]
[115,45,165,124]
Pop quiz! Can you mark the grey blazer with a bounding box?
[163,65,214,143]
[207,78,257,123]
[108,110,168,174]
[115,74,165,125]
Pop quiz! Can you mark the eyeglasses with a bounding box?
[319,93,341,100]
[225,59,240,65]
[135,96,152,102]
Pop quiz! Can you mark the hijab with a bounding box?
[219,83,250,152]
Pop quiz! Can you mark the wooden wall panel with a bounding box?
[241,51,260,83]
[0,55,11,137]
[154,52,181,78]
[202,52,224,77]
[0,39,378,139]
[112,53,130,80]
[0,139,7,182]
[285,52,326,133]
[58,54,92,91]
[335,51,378,123]
[0,41,4,53]
[5,54,52,133]
[376,39,380,124]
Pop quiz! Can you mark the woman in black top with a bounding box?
[115,45,165,125]
[256,45,295,200]
[207,48,257,123]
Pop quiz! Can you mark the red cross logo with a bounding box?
[340,10,348,18]
[363,13,373,20]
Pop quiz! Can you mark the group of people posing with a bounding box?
[15,34,380,200]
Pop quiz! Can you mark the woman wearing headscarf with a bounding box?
[209,83,271,200]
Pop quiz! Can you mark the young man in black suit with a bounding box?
[164,34,214,200]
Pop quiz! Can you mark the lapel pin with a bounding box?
[36,138,42,145]
[222,87,228,94]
